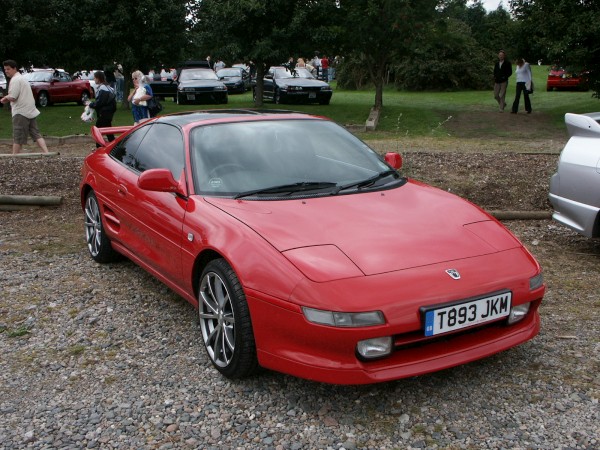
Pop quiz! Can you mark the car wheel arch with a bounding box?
[192,248,227,299]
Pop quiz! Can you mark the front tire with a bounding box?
[37,91,49,107]
[84,191,120,263]
[177,93,186,105]
[198,259,258,379]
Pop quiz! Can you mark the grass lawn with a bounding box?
[1,65,597,141]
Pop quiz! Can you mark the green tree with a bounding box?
[337,0,438,108]
[192,0,339,106]
[509,0,600,97]
[393,18,491,91]
[1,0,192,103]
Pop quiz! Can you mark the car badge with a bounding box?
[445,269,461,280]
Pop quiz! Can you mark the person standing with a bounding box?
[493,50,512,112]
[127,70,153,125]
[88,71,117,145]
[511,58,533,114]
[0,59,49,154]
[320,55,329,81]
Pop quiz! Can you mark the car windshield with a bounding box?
[273,68,315,79]
[179,69,219,81]
[191,119,399,198]
[217,69,241,77]
[24,72,52,82]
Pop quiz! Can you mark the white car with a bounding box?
[549,112,600,238]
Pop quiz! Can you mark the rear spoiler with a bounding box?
[91,125,133,147]
[565,112,600,138]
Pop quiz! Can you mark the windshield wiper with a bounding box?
[234,182,337,199]
[334,170,399,194]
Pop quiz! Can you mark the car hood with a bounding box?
[204,182,521,277]
[276,78,328,88]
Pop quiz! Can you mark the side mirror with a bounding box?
[384,152,402,170]
[138,168,186,196]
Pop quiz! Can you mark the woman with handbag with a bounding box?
[128,70,153,125]
[88,70,117,145]
[511,58,533,114]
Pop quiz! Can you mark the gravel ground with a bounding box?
[0,144,598,449]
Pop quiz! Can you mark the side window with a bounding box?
[110,125,151,167]
[131,124,184,178]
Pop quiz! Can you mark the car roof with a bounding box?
[155,109,322,128]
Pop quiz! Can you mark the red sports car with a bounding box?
[546,66,589,91]
[80,110,545,384]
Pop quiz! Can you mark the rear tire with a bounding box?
[84,191,120,263]
[78,91,91,105]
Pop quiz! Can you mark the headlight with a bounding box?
[302,307,385,327]
[214,85,227,91]
[507,302,530,324]
[321,86,332,91]
[529,273,544,290]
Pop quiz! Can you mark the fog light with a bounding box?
[507,302,530,324]
[357,337,392,359]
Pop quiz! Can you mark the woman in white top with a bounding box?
[511,57,532,114]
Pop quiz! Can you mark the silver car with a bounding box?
[549,112,600,238]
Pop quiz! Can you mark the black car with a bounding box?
[149,61,213,101]
[255,66,333,105]
[176,68,228,105]
[216,67,250,94]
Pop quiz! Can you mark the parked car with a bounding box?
[80,109,545,384]
[216,67,250,93]
[254,66,333,105]
[150,60,211,99]
[24,69,93,107]
[549,112,600,237]
[175,67,228,105]
[546,66,589,91]
[0,71,6,104]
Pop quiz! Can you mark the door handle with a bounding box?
[117,184,128,196]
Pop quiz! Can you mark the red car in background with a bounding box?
[546,66,589,91]
[24,69,93,107]
[80,110,545,384]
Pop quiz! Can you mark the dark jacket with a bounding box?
[89,85,116,115]
[494,60,512,84]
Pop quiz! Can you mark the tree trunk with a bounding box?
[253,62,265,107]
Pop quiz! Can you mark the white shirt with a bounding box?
[7,72,40,119]
[515,63,532,83]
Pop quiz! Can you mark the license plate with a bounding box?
[187,94,196,100]
[423,292,512,337]
[309,92,316,98]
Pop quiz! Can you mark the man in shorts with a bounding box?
[1,59,49,154]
